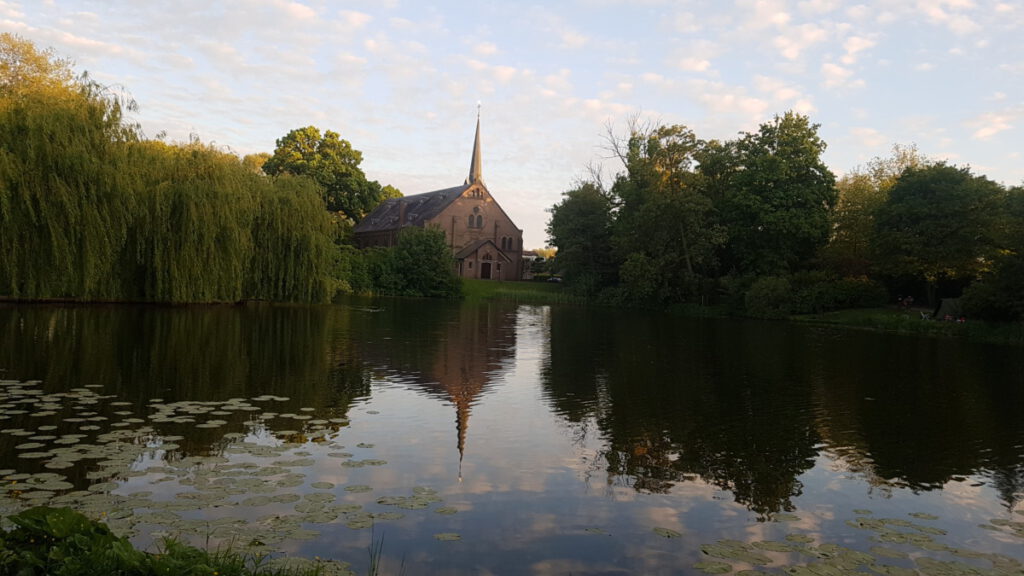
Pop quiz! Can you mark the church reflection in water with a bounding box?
[352,301,518,477]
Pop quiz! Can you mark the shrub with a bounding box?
[745,276,793,318]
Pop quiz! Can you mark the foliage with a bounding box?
[0,506,341,575]
[0,32,75,96]
[871,163,1004,304]
[820,144,929,277]
[387,226,461,298]
[336,228,460,299]
[961,186,1024,321]
[718,111,837,276]
[608,122,726,304]
[744,276,793,319]
[788,272,888,314]
[546,181,617,298]
[0,37,336,304]
[262,126,399,222]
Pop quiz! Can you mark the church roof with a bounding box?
[454,239,512,261]
[353,184,468,234]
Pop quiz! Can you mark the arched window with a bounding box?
[476,215,483,228]
[467,214,474,228]
[500,237,507,250]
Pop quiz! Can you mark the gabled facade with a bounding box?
[353,114,524,280]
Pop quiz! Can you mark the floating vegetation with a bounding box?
[693,561,733,574]
[434,533,461,541]
[0,378,457,555]
[585,527,610,536]
[653,527,683,539]
[690,509,1024,576]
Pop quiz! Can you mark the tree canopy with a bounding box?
[262,126,400,221]
[872,163,1004,303]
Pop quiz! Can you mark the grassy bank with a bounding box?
[792,307,1024,345]
[0,506,352,576]
[461,278,582,304]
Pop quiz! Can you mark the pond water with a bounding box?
[0,300,1022,575]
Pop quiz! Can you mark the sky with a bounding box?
[4,0,1022,249]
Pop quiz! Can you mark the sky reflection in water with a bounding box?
[0,301,1022,575]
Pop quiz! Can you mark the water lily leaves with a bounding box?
[435,506,458,515]
[434,532,461,541]
[344,485,372,493]
[653,527,682,539]
[701,541,771,566]
[693,561,733,574]
[311,481,334,489]
[909,512,939,521]
[584,527,609,536]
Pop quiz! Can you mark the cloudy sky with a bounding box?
[5,0,1022,248]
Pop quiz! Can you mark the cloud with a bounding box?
[821,62,862,88]
[967,109,1019,140]
[841,35,876,65]
[474,42,498,56]
[673,11,702,33]
[916,0,982,35]
[798,0,839,14]
[850,126,888,148]
[773,23,828,60]
[559,29,589,50]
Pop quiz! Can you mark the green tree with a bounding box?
[822,144,929,276]
[241,152,271,174]
[609,123,725,303]
[262,126,400,221]
[872,163,1004,305]
[547,181,616,297]
[1,32,75,96]
[718,111,837,275]
[960,186,1024,321]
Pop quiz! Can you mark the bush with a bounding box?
[0,506,343,575]
[745,276,793,318]
[790,274,888,314]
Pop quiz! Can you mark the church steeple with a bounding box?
[465,105,483,186]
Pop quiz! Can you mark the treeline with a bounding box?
[548,114,1024,322]
[0,35,458,303]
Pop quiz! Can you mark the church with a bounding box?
[353,114,524,281]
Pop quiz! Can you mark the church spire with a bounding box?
[465,104,483,186]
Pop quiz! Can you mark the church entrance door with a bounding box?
[481,262,492,279]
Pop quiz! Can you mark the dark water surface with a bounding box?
[1,300,1022,575]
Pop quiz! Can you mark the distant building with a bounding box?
[353,113,524,281]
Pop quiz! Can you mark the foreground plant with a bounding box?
[0,506,351,576]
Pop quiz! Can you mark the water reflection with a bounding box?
[541,306,1024,515]
[1,301,1023,573]
[342,300,517,473]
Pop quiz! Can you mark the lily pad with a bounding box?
[434,532,461,541]
[653,527,682,538]
[693,561,733,574]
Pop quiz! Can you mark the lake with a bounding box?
[1,300,1022,575]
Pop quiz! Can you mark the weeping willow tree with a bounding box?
[0,34,336,303]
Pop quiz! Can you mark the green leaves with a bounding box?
[263,126,398,222]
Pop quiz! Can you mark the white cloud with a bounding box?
[821,62,862,88]
[850,126,887,148]
[915,62,935,71]
[474,42,498,56]
[559,29,588,50]
[673,11,702,33]
[798,0,839,14]
[677,57,712,72]
[337,9,372,29]
[841,35,875,65]
[967,110,1018,140]
[773,23,827,60]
